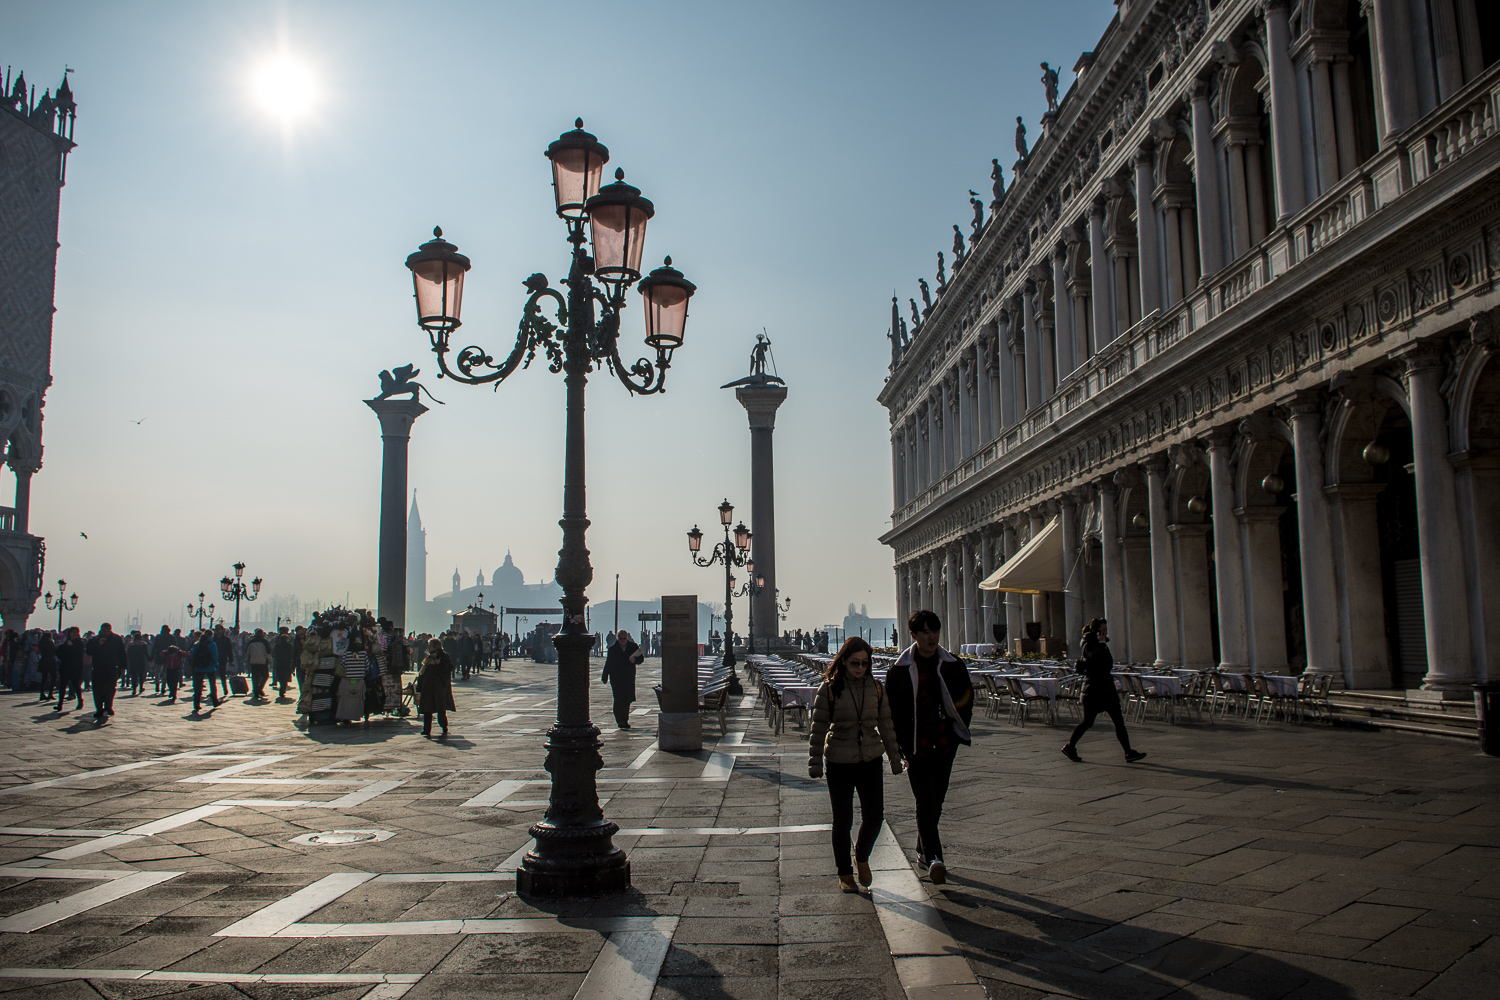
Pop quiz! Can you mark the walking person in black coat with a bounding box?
[887,609,974,885]
[600,629,643,730]
[87,623,127,724]
[56,628,84,712]
[1062,618,1146,763]
[416,637,456,737]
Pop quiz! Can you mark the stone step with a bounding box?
[1327,713,1479,742]
[1328,696,1477,726]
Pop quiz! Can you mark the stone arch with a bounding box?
[1327,394,1395,485]
[1225,54,1267,118]
[1159,134,1195,186]
[1450,346,1500,453]
[1169,459,1212,522]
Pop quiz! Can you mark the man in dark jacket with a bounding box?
[87,623,128,724]
[56,628,85,712]
[272,628,295,698]
[152,626,175,695]
[125,631,150,696]
[213,627,233,697]
[886,609,974,885]
[600,629,643,730]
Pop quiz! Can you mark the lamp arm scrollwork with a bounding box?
[431,284,570,387]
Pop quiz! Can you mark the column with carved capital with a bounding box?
[737,380,789,652]
[1134,146,1162,317]
[1003,521,1024,652]
[979,526,997,643]
[1085,206,1110,354]
[365,396,429,632]
[1022,282,1042,408]
[1286,392,1341,679]
[1264,0,1307,217]
[945,542,963,647]
[975,338,993,445]
[1099,480,1128,639]
[1204,433,1249,669]
[1190,78,1224,278]
[1142,456,1180,667]
[1403,346,1474,695]
[895,562,911,649]
[1052,245,1074,378]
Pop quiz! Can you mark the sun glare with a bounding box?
[253,56,317,122]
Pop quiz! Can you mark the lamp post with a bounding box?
[743,568,790,648]
[43,580,77,631]
[687,500,751,667]
[219,562,262,631]
[187,593,215,633]
[401,120,694,899]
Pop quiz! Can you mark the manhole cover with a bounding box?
[290,829,394,846]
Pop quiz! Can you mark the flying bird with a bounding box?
[130,417,146,425]
[79,532,88,539]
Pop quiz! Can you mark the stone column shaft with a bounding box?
[1144,459,1180,667]
[1206,438,1249,668]
[1327,484,1390,688]
[1164,205,1185,307]
[1060,495,1082,649]
[975,340,993,444]
[1288,397,1341,677]
[1310,57,1341,193]
[1089,201,1113,349]
[1227,142,1251,259]
[1406,351,1474,692]
[1022,286,1042,410]
[1099,485,1128,637]
[365,397,429,633]
[737,383,788,650]
[1123,537,1156,665]
[1191,86,1224,277]
[1265,1,1307,217]
[1134,149,1162,317]
[1239,506,1290,671]
[1370,0,1420,141]
[979,530,996,642]
[1171,524,1215,669]
[1052,248,1074,378]
[1003,524,1024,650]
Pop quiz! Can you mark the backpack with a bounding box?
[191,641,212,670]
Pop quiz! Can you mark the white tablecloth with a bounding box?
[1140,675,1183,696]
[1262,674,1298,696]
[778,685,821,709]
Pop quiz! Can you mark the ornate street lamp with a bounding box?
[733,563,790,653]
[187,592,215,633]
[402,119,695,899]
[219,562,262,631]
[687,499,751,667]
[44,579,77,631]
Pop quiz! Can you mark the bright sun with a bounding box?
[253,56,317,121]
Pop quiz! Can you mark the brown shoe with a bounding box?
[856,861,873,887]
[838,874,858,893]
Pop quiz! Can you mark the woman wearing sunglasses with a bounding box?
[809,636,903,892]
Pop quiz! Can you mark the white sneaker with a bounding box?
[929,859,947,885]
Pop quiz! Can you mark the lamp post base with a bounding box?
[517,840,631,898]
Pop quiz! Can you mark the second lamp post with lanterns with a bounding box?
[220,562,261,631]
[687,500,751,667]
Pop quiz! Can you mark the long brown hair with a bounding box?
[824,636,875,698]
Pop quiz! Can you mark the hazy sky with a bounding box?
[5,0,1115,633]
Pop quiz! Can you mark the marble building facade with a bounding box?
[0,68,75,630]
[879,0,1500,697]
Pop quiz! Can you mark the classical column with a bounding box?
[1099,481,1128,636]
[1368,0,1420,141]
[1059,492,1083,648]
[1113,250,1134,336]
[1309,55,1340,194]
[926,398,940,483]
[944,544,963,645]
[964,535,980,645]
[736,380,789,651]
[1245,139,1269,243]
[1225,138,1252,259]
[1331,57,1358,177]
[1052,245,1074,378]
[1022,282,1042,408]
[1286,393,1341,678]
[365,396,429,632]
[998,312,1018,427]
[987,329,1004,434]
[1003,522,1024,650]
[891,428,904,509]
[1163,203,1185,307]
[1238,506,1290,672]
[896,563,911,648]
[1089,199,1113,349]
[1134,146,1162,317]
[1428,0,1464,101]
[1142,457,1180,667]
[960,360,975,458]
[979,527,997,643]
[975,339,993,445]
[940,377,955,471]
[1204,433,1249,669]
[1404,346,1475,694]
[1326,483,1391,688]
[1190,79,1224,278]
[1171,523,1215,669]
[1264,0,1307,217]
[1180,204,1200,293]
[11,465,34,533]
[1027,510,1046,627]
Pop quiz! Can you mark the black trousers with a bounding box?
[907,745,958,864]
[193,675,219,711]
[57,674,82,710]
[1068,700,1132,752]
[421,710,448,734]
[613,699,632,727]
[251,667,269,698]
[92,670,118,718]
[827,757,884,876]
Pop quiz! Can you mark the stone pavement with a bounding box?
[0,658,1495,1000]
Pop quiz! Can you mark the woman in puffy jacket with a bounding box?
[808,636,903,893]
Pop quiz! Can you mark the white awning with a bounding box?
[979,516,1063,594]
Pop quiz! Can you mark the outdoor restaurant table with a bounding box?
[778,685,821,711]
[1261,674,1298,696]
[1140,675,1183,696]
[992,674,1059,702]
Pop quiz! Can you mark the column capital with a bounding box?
[1139,453,1170,476]
[1201,428,1237,451]
[1234,505,1286,522]
[1392,340,1447,375]
[1095,476,1119,497]
[1282,388,1324,418]
[735,382,789,430]
[365,397,430,438]
[1135,144,1155,167]
[1089,196,1107,218]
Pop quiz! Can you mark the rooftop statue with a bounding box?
[722,333,785,388]
[952,225,965,262]
[910,297,922,329]
[969,190,984,238]
[1041,62,1060,112]
[375,364,444,404]
[1015,117,1029,160]
[936,251,947,290]
[918,279,932,313]
[991,159,1006,208]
